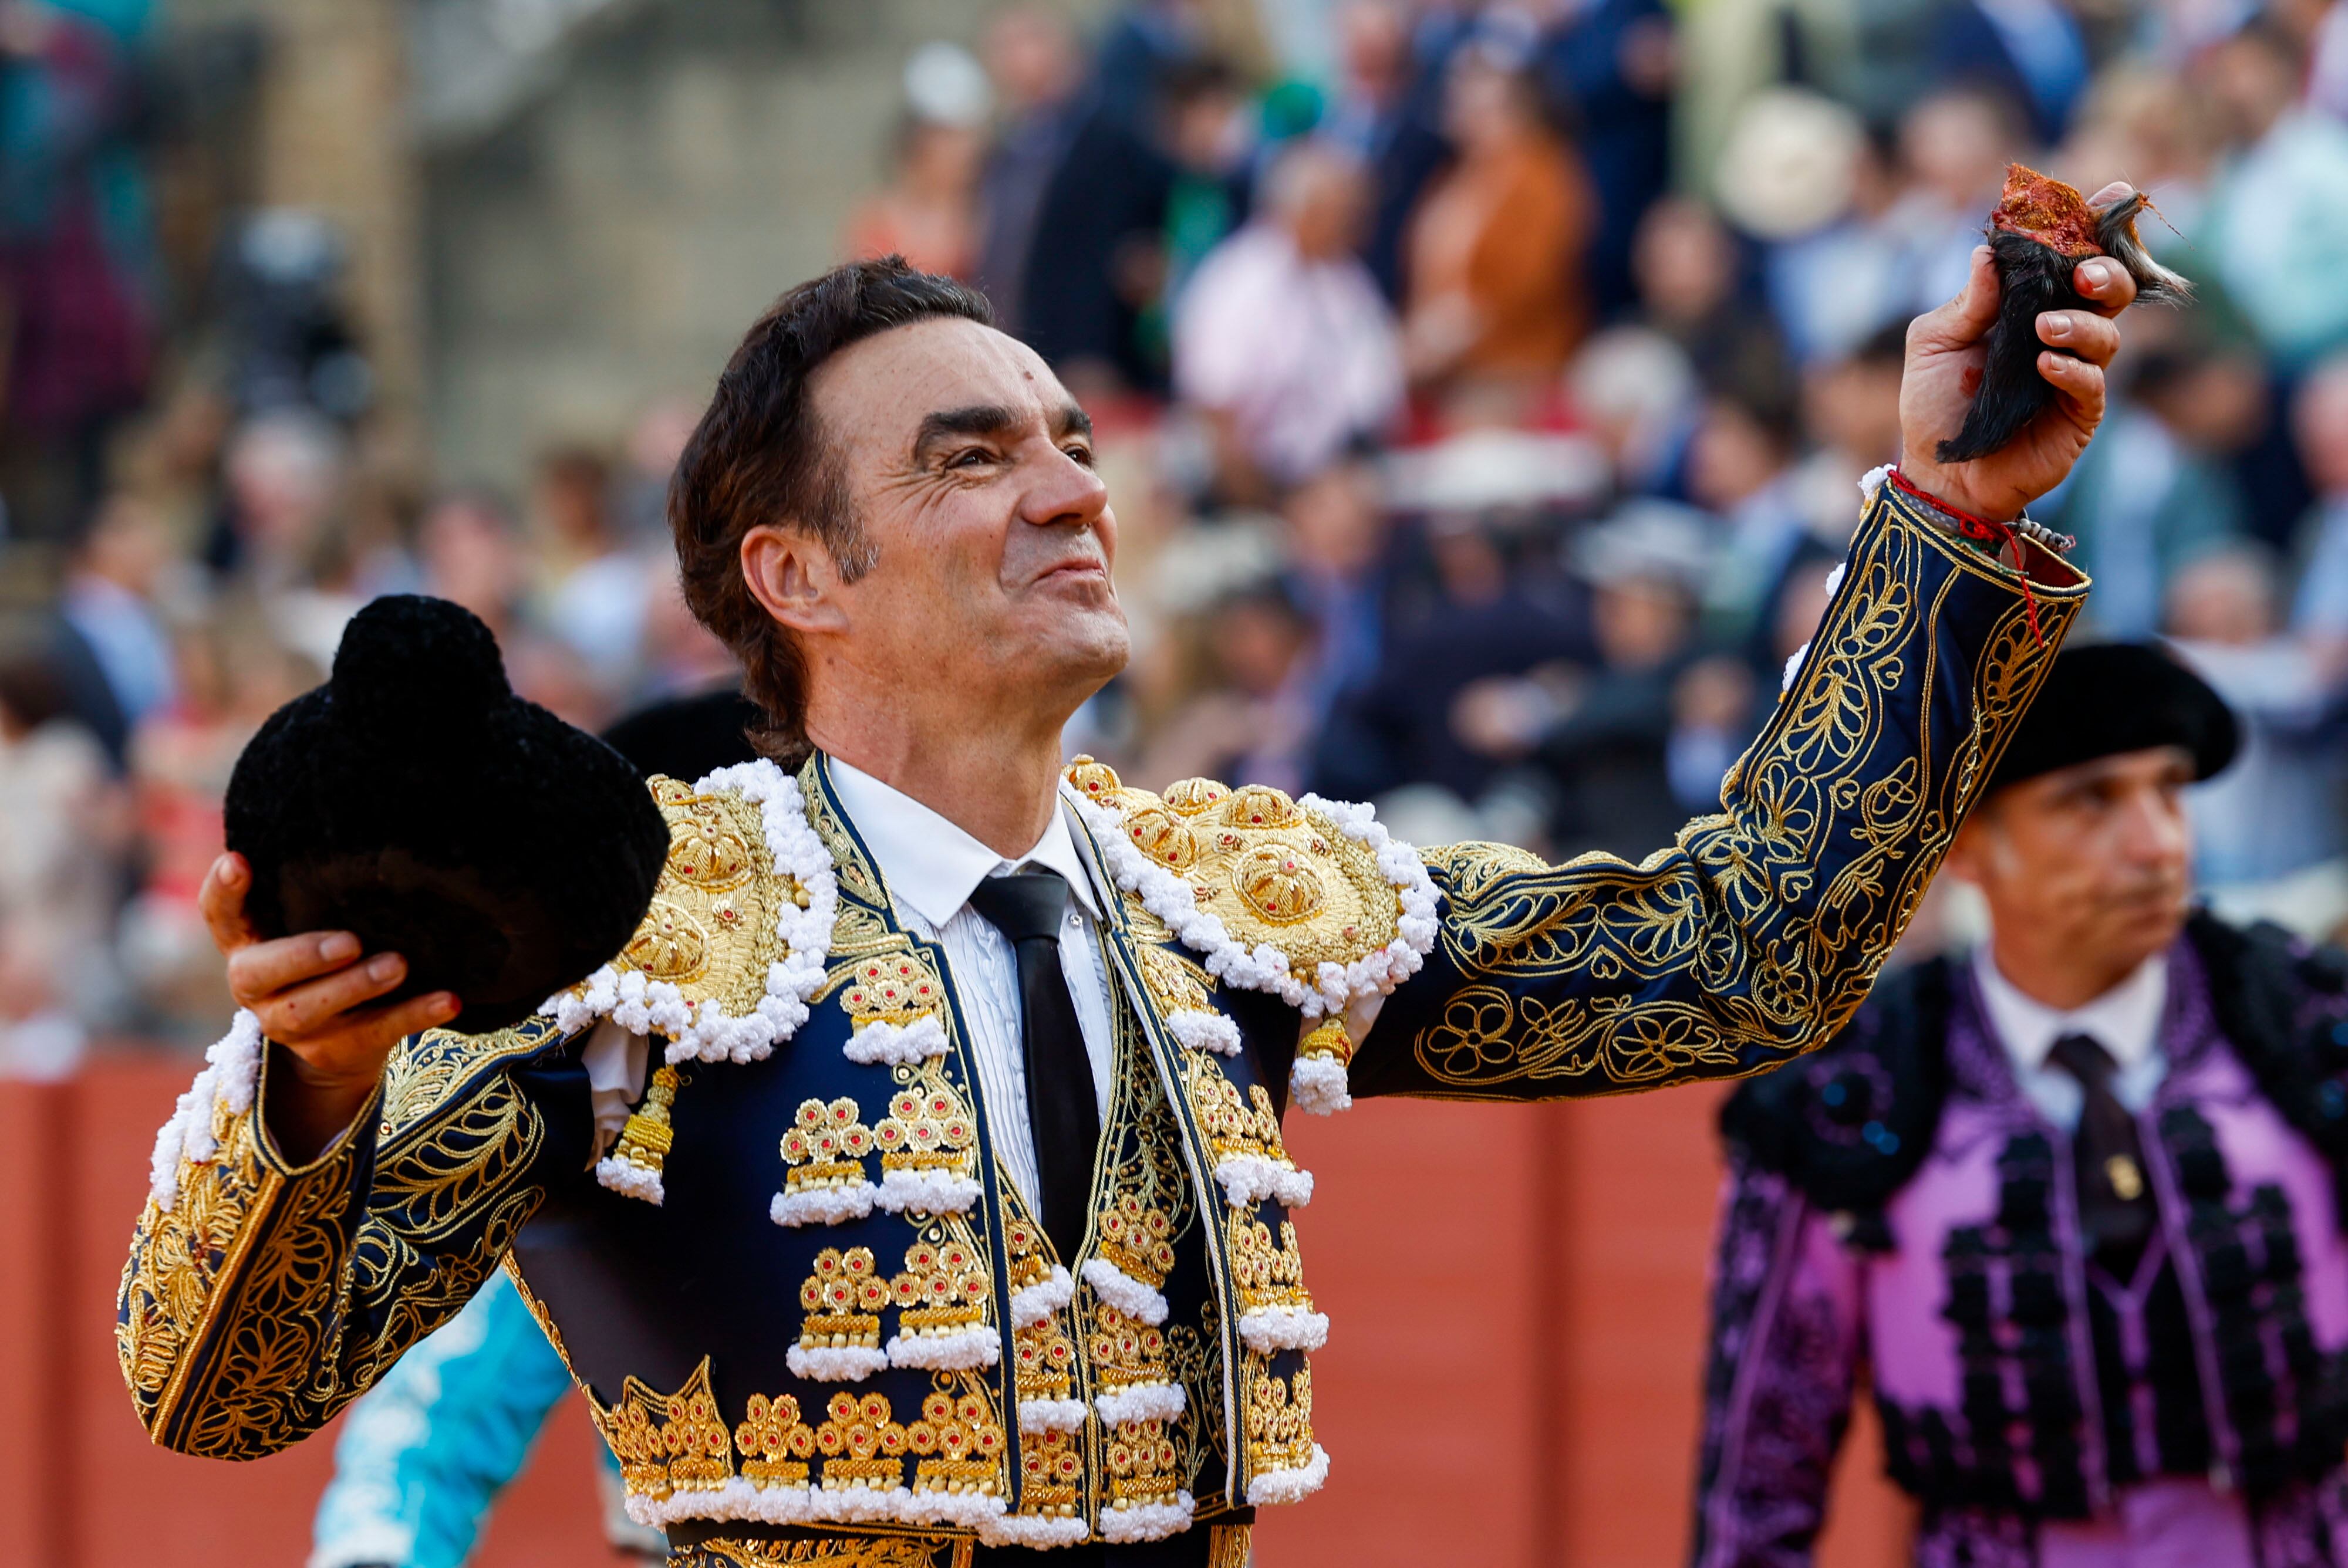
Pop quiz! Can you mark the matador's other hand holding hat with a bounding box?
[224,594,670,1032]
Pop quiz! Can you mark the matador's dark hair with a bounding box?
[670,256,993,764]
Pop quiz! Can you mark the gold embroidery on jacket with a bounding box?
[565,775,794,1019]
[1182,1055,1304,1201]
[117,1100,271,1422]
[876,1084,979,1187]
[782,1097,876,1201]
[802,757,889,911]
[139,1056,549,1461]
[1245,1359,1316,1477]
[1078,768,1405,995]
[1094,1192,1176,1287]
[1081,991,1213,1516]
[834,952,946,1024]
[1229,1218,1315,1322]
[1002,1214,1083,1522]
[890,1226,991,1344]
[815,1390,908,1492]
[906,1388,1008,1500]
[734,1391,818,1486]
[596,1359,736,1501]
[679,1534,973,1568]
[1137,943,1214,1016]
[797,1248,888,1361]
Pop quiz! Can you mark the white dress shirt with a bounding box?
[1973,947,2170,1130]
[823,761,1118,1210]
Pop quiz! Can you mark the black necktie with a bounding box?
[2047,1032,2158,1273]
[967,869,1100,1260]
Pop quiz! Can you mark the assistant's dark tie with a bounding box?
[967,869,1100,1260]
[2047,1032,2158,1273]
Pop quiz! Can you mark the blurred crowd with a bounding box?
[7,0,2348,1071]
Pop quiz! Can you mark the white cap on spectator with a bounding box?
[1571,501,1720,594]
[1383,429,1610,516]
[1713,87,1864,241]
[905,41,993,127]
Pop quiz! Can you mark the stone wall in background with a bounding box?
[420,0,1099,490]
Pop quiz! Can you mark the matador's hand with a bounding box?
[200,852,458,1160]
[1896,181,2140,522]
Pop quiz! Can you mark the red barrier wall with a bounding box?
[2,1062,1905,1566]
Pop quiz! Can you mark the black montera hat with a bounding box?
[224,595,669,1033]
[1985,640,2239,796]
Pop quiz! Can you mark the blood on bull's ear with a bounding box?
[1936,165,2192,465]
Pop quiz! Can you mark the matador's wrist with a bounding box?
[1873,466,2074,560]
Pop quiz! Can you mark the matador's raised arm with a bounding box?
[1350,478,2086,1101]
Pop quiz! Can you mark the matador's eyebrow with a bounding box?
[913,403,1092,462]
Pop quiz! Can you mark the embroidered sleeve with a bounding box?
[116,1013,591,1459]
[1350,481,2087,1099]
[1689,1164,1865,1568]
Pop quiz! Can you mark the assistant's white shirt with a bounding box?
[1974,947,2169,1130]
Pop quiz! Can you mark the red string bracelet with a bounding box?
[1883,468,2049,647]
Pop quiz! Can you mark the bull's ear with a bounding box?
[2092,192,2192,305]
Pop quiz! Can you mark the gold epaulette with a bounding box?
[1061,759,1438,1110]
[544,759,842,1199]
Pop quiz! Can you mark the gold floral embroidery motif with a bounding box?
[838,951,946,1026]
[905,1388,1008,1499]
[814,1390,909,1493]
[1019,1427,1084,1519]
[1137,942,1214,1016]
[1246,1361,1316,1478]
[798,1248,888,1359]
[1104,1415,1183,1510]
[1005,1219,1077,1407]
[782,1097,875,1198]
[890,1232,990,1343]
[1182,1056,1303,1194]
[876,1085,979,1184]
[684,1534,973,1568]
[1229,1219,1315,1320]
[595,1359,736,1502]
[734,1391,817,1487]
[1093,1194,1176,1289]
[1091,1305,1174,1414]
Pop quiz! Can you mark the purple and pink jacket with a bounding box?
[1693,915,2348,1567]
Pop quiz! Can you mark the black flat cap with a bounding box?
[225,595,669,1032]
[1986,640,2239,796]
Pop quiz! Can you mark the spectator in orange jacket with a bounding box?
[1401,45,1595,403]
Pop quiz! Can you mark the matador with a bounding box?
[120,231,2137,1566]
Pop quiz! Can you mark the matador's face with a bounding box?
[785,316,1130,726]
